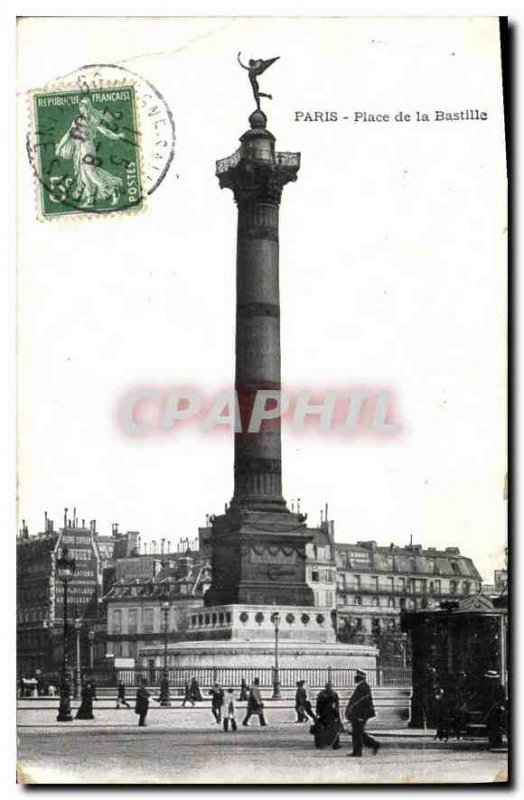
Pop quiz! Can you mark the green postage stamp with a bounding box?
[29,85,143,217]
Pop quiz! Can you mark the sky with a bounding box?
[17,16,507,582]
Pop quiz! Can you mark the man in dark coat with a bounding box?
[295,680,315,723]
[238,678,249,702]
[135,679,150,727]
[242,677,268,726]
[190,677,203,703]
[481,671,507,749]
[209,682,225,723]
[345,669,380,757]
[314,681,342,749]
[116,680,131,709]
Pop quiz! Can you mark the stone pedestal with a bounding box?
[141,603,377,673]
[205,508,314,607]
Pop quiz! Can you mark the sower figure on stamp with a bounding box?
[55,97,125,207]
[237,52,280,111]
[345,669,380,758]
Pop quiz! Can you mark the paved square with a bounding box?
[17,703,508,785]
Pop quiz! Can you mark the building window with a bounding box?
[450,581,457,595]
[400,598,406,609]
[463,581,471,595]
[143,608,154,632]
[398,577,406,592]
[311,570,319,582]
[113,641,122,658]
[354,596,362,606]
[128,609,137,634]
[113,610,122,634]
[388,597,395,608]
[372,596,379,607]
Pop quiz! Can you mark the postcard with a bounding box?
[16,15,508,785]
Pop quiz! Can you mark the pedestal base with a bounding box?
[205,508,315,607]
[142,637,377,672]
[140,604,378,674]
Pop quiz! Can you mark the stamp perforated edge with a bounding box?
[25,76,147,224]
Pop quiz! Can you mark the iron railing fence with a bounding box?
[94,665,412,690]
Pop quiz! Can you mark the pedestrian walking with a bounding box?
[135,679,150,727]
[242,677,268,726]
[238,677,249,702]
[345,669,380,757]
[182,681,194,707]
[116,680,131,709]
[75,681,95,720]
[222,688,237,732]
[481,671,507,749]
[312,681,342,748]
[295,680,315,723]
[209,682,225,723]
[190,677,203,703]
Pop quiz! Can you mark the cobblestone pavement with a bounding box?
[17,704,508,785]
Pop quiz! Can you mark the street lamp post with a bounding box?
[88,629,95,670]
[271,611,282,700]
[159,600,171,706]
[55,547,76,722]
[74,617,82,700]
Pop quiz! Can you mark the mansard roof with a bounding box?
[334,541,481,580]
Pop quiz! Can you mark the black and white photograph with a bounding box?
[13,12,508,785]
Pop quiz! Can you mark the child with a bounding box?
[223,688,237,732]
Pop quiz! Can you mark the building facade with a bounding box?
[334,540,482,664]
[305,521,337,608]
[104,552,212,669]
[18,511,484,675]
[17,511,102,675]
[17,510,144,676]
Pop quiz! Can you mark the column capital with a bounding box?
[217,156,300,206]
